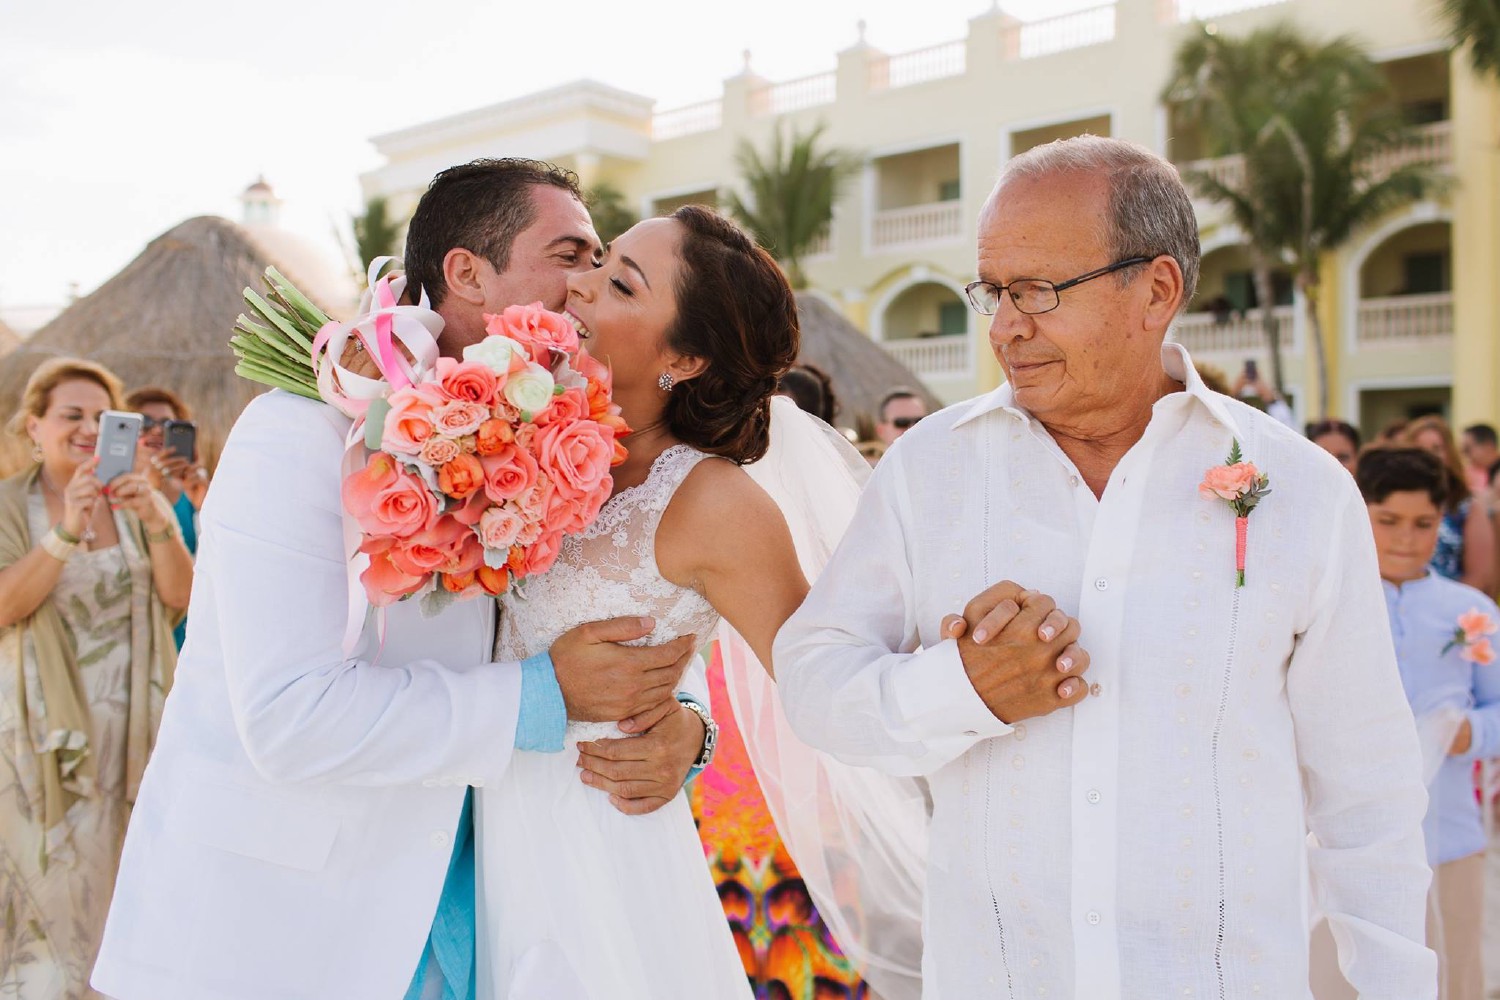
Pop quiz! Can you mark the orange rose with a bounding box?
[437,453,485,500]
[477,565,510,596]
[444,570,477,593]
[476,418,514,456]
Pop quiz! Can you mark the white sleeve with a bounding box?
[1291,484,1437,997]
[774,448,1011,777]
[202,392,523,788]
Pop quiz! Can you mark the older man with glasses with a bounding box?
[777,135,1434,999]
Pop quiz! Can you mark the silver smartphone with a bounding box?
[94,410,143,485]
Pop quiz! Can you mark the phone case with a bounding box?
[164,420,197,462]
[95,410,143,485]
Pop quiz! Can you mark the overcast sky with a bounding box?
[1,0,1100,314]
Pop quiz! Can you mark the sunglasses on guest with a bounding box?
[891,416,923,430]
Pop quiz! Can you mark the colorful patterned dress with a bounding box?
[691,643,868,1000]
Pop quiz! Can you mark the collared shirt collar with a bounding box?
[952,341,1241,437]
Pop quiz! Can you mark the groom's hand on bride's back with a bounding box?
[549,617,696,722]
[941,580,1092,725]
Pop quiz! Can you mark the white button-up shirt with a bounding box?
[776,344,1434,1000]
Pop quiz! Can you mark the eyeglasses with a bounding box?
[139,416,169,432]
[891,416,923,430]
[964,256,1155,316]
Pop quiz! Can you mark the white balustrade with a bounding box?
[1367,121,1454,176]
[1170,305,1295,355]
[1166,0,1287,21]
[871,201,964,248]
[754,72,836,116]
[880,334,972,377]
[1357,293,1453,345]
[869,41,967,91]
[803,228,834,258]
[651,100,723,141]
[1003,4,1117,60]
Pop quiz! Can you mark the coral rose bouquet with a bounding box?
[340,303,629,605]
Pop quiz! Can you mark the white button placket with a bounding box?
[1067,450,1152,1000]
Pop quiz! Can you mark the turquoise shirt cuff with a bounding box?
[515,652,567,753]
[676,691,709,785]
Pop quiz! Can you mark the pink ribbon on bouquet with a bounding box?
[310,256,444,420]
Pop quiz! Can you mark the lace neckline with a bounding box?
[604,443,695,511]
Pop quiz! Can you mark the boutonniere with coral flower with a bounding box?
[1442,608,1498,665]
[1198,441,1272,588]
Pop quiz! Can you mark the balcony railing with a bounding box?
[1179,153,1245,194]
[871,201,964,249]
[1170,305,1295,355]
[753,72,836,116]
[880,334,972,378]
[651,99,723,141]
[1357,292,1453,345]
[869,41,966,91]
[1161,0,1288,21]
[804,228,834,258]
[1367,121,1454,176]
[1181,120,1452,199]
[1003,4,1117,59]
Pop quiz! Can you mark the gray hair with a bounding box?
[997,135,1200,310]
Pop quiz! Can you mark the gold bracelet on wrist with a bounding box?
[41,528,78,563]
[145,525,178,544]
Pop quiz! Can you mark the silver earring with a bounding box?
[658,372,675,392]
[30,442,41,463]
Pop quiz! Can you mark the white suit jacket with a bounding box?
[93,391,524,1000]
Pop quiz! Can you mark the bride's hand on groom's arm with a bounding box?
[576,703,706,816]
[941,580,1092,724]
[550,618,697,722]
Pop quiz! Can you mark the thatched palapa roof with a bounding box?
[0,216,356,474]
[0,318,20,359]
[794,294,940,436]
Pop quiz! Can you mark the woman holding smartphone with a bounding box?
[126,387,206,650]
[0,358,189,999]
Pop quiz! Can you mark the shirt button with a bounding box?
[1090,682,1102,697]
[1094,578,1108,591]
[1069,475,1080,487]
[1086,789,1101,804]
[1086,910,1102,925]
[430,830,451,849]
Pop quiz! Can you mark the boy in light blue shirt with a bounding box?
[1359,445,1500,999]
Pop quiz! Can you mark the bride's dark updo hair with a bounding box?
[664,206,799,466]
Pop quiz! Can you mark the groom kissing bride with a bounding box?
[90,160,727,1000]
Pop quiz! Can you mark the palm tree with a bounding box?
[726,121,860,289]
[1439,0,1500,83]
[350,196,405,280]
[1164,25,1445,416]
[584,183,639,244]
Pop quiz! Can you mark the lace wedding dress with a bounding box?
[475,445,753,1000]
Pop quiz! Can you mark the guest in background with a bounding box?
[125,388,206,650]
[0,358,188,999]
[1357,446,1500,1000]
[1308,418,1362,476]
[776,364,838,426]
[1407,415,1496,594]
[1460,423,1500,492]
[873,388,926,447]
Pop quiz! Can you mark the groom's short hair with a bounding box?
[405,158,583,309]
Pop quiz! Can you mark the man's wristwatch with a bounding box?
[679,699,719,769]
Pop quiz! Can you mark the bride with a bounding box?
[476,207,920,999]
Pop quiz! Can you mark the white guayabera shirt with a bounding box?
[775,344,1435,1000]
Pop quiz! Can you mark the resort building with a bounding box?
[361,0,1500,435]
